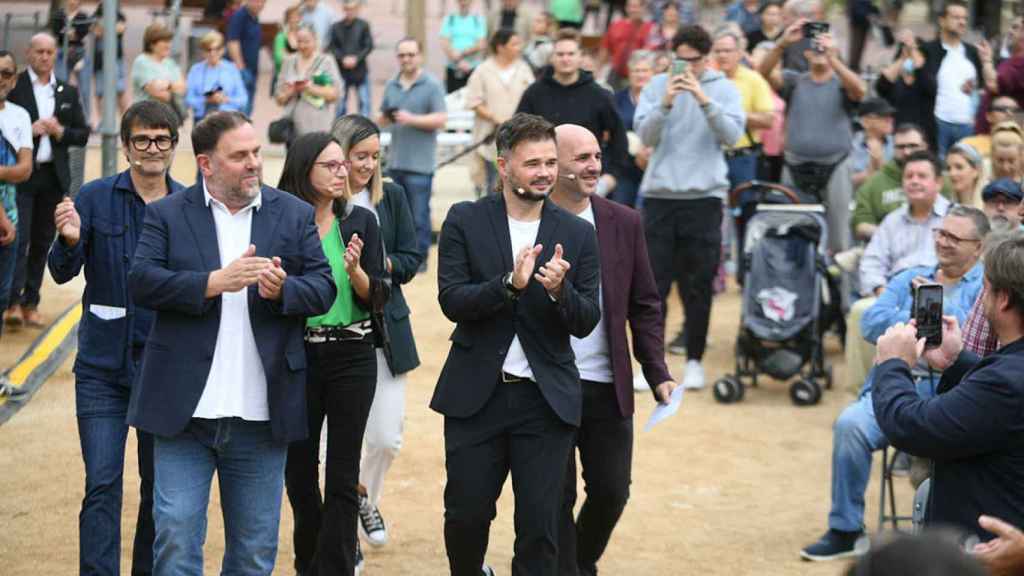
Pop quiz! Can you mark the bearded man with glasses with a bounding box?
[46,100,185,576]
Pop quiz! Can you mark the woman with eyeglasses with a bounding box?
[330,114,421,551]
[274,23,342,141]
[279,131,389,575]
[185,30,248,123]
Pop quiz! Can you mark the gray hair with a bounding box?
[946,204,992,241]
[627,49,655,70]
[712,23,747,52]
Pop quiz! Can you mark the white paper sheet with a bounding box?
[89,304,126,320]
[643,385,684,432]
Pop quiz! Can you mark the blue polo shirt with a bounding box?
[227,6,262,73]
[381,71,446,175]
[48,170,185,378]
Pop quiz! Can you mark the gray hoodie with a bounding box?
[634,69,746,200]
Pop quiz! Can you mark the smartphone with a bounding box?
[671,58,688,77]
[913,283,943,348]
[383,107,398,122]
[802,21,830,39]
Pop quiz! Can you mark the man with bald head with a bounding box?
[549,123,674,576]
[3,33,87,329]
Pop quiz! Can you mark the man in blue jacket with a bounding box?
[48,100,184,576]
[874,234,1024,541]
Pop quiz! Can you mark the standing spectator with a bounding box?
[488,0,538,43]
[962,95,1020,159]
[946,141,985,208]
[131,24,186,124]
[327,0,374,118]
[919,0,996,158]
[650,0,698,25]
[760,21,866,260]
[48,101,184,576]
[185,31,248,124]
[876,30,932,140]
[600,0,654,90]
[466,29,534,195]
[726,0,763,36]
[272,5,301,100]
[778,0,825,73]
[613,49,654,207]
[746,0,783,51]
[517,28,629,200]
[299,0,338,50]
[850,98,896,189]
[523,11,556,74]
[847,0,879,73]
[227,0,265,116]
[440,0,488,94]
[330,114,421,552]
[275,25,342,141]
[749,41,787,181]
[279,131,388,576]
[645,1,682,52]
[51,0,91,118]
[0,50,33,340]
[634,25,745,390]
[551,0,584,29]
[91,3,129,118]
[127,111,335,575]
[4,33,88,329]
[378,38,447,271]
[975,22,1024,136]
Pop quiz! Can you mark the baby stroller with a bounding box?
[714,181,838,406]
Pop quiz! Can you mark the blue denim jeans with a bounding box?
[152,418,287,576]
[77,364,155,576]
[240,69,256,117]
[337,79,371,118]
[726,152,759,191]
[388,169,434,259]
[828,373,936,532]
[935,118,974,161]
[0,238,15,338]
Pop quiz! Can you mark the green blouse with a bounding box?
[306,219,370,328]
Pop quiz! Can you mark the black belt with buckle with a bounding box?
[501,371,531,383]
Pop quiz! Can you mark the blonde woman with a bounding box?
[946,142,986,209]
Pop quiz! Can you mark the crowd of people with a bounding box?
[3,0,1024,575]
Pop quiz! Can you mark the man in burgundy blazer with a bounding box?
[550,124,675,576]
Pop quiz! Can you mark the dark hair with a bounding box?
[903,150,941,178]
[759,0,783,14]
[894,122,927,141]
[671,25,712,55]
[142,23,174,53]
[191,111,250,156]
[946,204,991,241]
[277,131,345,214]
[985,235,1024,321]
[0,50,15,67]
[490,28,518,54]
[940,0,969,18]
[495,113,556,158]
[120,101,180,147]
[844,531,987,576]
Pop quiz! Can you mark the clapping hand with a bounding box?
[511,243,544,290]
[258,256,287,301]
[535,243,571,299]
[207,244,272,297]
[54,197,81,246]
[343,233,364,274]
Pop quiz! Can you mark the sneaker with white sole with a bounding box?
[800,529,868,561]
[358,493,389,547]
[681,360,705,390]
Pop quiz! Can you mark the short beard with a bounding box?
[507,175,548,203]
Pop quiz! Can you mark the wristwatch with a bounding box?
[503,272,522,300]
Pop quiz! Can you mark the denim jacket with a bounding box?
[48,170,184,377]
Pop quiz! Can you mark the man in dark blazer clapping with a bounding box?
[4,33,88,328]
[431,113,601,576]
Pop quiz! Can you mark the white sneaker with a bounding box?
[681,360,705,390]
[358,493,389,547]
[632,371,649,392]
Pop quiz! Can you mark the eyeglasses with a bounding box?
[129,135,176,152]
[315,160,350,174]
[894,143,922,151]
[675,55,704,63]
[397,52,418,59]
[0,69,15,79]
[932,228,981,246]
[992,105,1020,113]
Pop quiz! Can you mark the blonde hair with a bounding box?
[330,115,384,205]
[199,30,224,51]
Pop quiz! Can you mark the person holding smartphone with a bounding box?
[185,31,248,124]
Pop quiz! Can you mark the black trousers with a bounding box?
[285,339,377,576]
[443,377,576,576]
[643,197,722,361]
[12,162,62,309]
[558,380,633,576]
[445,67,470,94]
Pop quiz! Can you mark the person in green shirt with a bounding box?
[277,131,390,576]
[271,5,301,98]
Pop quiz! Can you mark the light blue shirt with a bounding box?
[859,196,952,296]
[185,60,249,119]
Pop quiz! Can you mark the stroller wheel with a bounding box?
[789,378,821,406]
[713,376,743,404]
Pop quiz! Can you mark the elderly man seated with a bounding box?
[801,205,989,562]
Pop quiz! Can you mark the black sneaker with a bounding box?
[800,529,866,561]
[667,332,686,356]
[358,493,389,546]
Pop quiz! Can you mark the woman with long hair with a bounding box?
[279,131,389,575]
[946,142,986,209]
[330,114,421,551]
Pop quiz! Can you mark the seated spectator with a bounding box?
[960,95,1020,158]
[440,0,488,93]
[131,24,186,122]
[989,121,1024,180]
[185,31,248,124]
[801,205,988,561]
[872,233,1024,540]
[745,0,783,53]
[876,29,931,141]
[522,11,555,73]
[946,142,985,208]
[982,179,1024,233]
[273,24,342,142]
[851,97,896,189]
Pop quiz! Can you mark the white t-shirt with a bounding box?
[934,42,978,125]
[0,102,33,155]
[501,215,541,379]
[570,204,612,383]
[350,188,379,223]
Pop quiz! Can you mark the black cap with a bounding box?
[982,178,1024,203]
[859,97,896,117]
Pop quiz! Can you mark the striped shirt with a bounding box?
[963,285,999,357]
[859,196,951,296]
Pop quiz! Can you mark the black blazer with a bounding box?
[127,184,336,443]
[430,194,601,426]
[377,181,422,375]
[8,69,89,192]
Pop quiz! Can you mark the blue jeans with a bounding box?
[828,373,936,532]
[337,79,371,118]
[77,364,155,576]
[0,237,15,338]
[609,176,640,208]
[935,118,973,161]
[152,418,287,576]
[240,69,256,117]
[726,152,759,191]
[388,169,434,259]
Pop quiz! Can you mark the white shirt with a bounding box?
[570,204,612,383]
[28,67,56,163]
[351,188,378,223]
[934,42,977,125]
[0,102,34,160]
[192,181,270,421]
[501,215,541,379]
